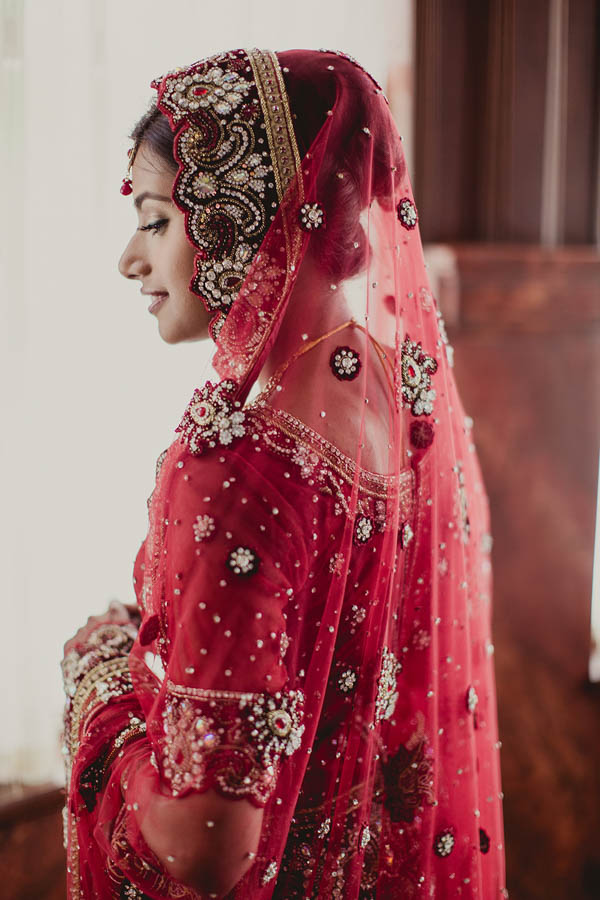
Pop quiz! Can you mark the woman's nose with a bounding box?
[118,236,150,281]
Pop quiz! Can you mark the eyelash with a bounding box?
[139,218,168,234]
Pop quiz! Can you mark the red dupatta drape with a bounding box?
[61,47,507,899]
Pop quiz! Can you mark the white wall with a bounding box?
[0,0,414,783]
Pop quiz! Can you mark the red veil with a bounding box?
[61,48,507,898]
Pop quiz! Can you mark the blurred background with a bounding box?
[1,0,599,897]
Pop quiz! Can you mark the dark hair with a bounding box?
[128,52,403,281]
[129,102,177,173]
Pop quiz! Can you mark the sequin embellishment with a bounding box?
[299,201,325,231]
[433,828,455,857]
[399,336,438,416]
[375,647,401,722]
[176,379,245,455]
[330,346,362,381]
[226,546,259,577]
[397,197,418,229]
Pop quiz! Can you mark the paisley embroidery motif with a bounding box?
[398,335,438,416]
[176,379,246,455]
[151,49,302,331]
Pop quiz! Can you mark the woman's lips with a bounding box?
[148,293,168,314]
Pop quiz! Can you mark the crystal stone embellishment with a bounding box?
[176,379,246,455]
[397,197,418,229]
[399,336,438,416]
[330,345,362,381]
[433,828,455,857]
[226,546,259,577]
[298,201,325,231]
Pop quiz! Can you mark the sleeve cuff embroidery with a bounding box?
[161,681,305,805]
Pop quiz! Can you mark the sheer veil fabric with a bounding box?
[61,48,507,898]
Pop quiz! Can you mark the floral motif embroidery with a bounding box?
[226,545,259,576]
[412,628,431,650]
[479,827,490,854]
[193,513,216,542]
[299,201,325,231]
[329,551,345,576]
[156,65,252,120]
[400,520,414,548]
[261,860,278,885]
[351,605,367,627]
[359,824,371,849]
[398,335,438,416]
[409,419,435,449]
[375,647,402,722]
[433,828,455,857]
[397,197,418,229]
[329,345,362,381]
[354,515,375,545]
[338,668,357,693]
[176,379,245,455]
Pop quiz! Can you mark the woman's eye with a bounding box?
[139,218,168,234]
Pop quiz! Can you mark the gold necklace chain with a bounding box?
[257,319,395,401]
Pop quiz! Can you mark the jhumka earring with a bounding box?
[119,147,134,195]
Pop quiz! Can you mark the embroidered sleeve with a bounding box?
[143,447,309,807]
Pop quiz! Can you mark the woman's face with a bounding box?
[118,143,211,343]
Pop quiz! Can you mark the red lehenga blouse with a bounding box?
[61,47,507,899]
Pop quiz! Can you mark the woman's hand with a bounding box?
[63,600,138,657]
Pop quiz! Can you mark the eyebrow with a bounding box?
[133,191,173,210]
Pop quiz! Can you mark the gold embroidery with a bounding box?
[246,403,415,524]
[68,657,132,759]
[247,48,302,205]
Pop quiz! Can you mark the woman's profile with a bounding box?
[61,47,507,898]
